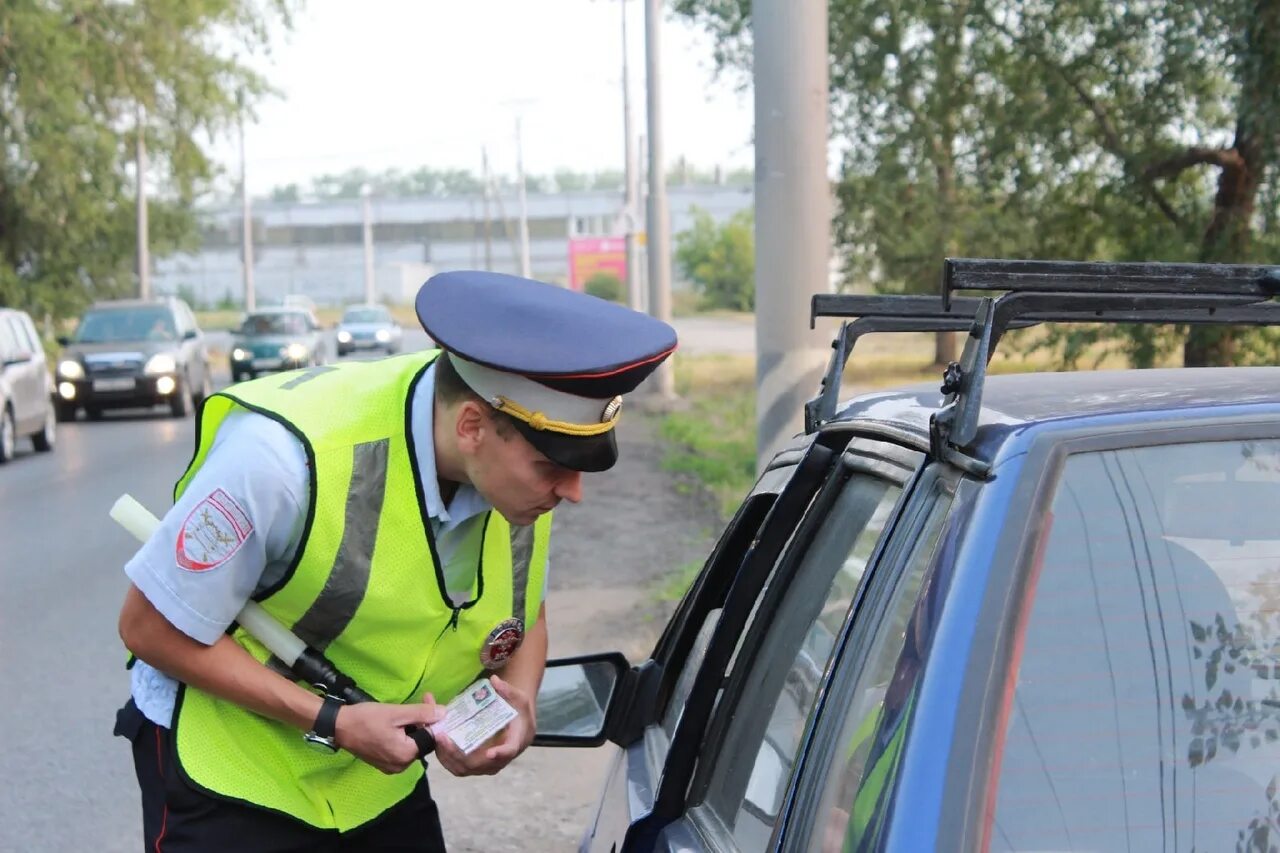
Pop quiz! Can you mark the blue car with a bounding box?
[533,259,1280,853]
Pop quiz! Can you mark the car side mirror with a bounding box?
[532,652,629,747]
[2,351,31,367]
[183,329,198,340]
[56,335,69,347]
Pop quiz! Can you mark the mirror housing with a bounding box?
[183,329,199,340]
[532,651,630,747]
[56,335,70,347]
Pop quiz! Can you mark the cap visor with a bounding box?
[510,420,618,473]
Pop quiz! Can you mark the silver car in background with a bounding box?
[336,304,402,356]
[0,308,56,462]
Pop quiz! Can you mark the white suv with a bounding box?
[0,308,55,463]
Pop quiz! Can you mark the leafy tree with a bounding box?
[675,206,755,311]
[584,271,624,303]
[0,0,290,318]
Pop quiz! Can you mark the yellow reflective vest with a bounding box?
[169,351,550,830]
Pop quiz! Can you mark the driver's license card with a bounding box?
[429,679,518,754]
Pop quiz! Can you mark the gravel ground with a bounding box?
[430,412,724,852]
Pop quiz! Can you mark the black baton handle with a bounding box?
[292,648,437,758]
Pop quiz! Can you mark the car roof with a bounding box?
[831,366,1280,458]
[247,306,308,315]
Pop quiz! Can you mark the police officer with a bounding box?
[114,271,677,851]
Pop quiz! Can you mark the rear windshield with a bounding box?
[992,438,1280,851]
[343,307,390,324]
[75,307,175,343]
[241,313,309,335]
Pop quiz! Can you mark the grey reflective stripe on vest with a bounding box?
[290,438,390,652]
[509,524,534,623]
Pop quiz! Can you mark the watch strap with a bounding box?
[312,693,342,740]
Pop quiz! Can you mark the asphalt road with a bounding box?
[0,408,195,852]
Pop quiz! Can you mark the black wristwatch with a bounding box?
[303,693,343,753]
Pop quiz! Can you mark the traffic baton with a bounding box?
[109,493,437,759]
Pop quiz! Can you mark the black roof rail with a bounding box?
[806,258,1280,477]
[941,258,1280,309]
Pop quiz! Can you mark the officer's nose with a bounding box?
[555,470,583,504]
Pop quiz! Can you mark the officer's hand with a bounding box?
[434,675,535,778]
[335,694,445,775]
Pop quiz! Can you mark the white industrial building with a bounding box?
[153,184,753,308]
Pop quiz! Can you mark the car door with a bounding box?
[651,437,946,853]
[954,423,1280,853]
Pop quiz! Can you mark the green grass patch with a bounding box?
[658,354,757,519]
[656,558,706,603]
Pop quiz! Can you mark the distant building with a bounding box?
[154,184,753,308]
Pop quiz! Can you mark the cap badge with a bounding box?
[601,395,623,422]
[479,618,525,670]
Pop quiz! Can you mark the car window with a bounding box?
[5,317,30,357]
[344,307,390,323]
[241,313,309,335]
[697,472,905,853]
[990,438,1280,852]
[804,491,953,852]
[12,313,38,352]
[74,307,175,343]
[0,318,20,360]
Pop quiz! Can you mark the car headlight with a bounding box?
[284,343,309,361]
[144,353,177,375]
[337,330,352,343]
[231,348,249,362]
[375,329,391,342]
[57,360,84,379]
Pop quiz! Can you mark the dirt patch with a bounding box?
[430,413,724,852]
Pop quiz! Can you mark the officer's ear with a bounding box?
[453,399,489,456]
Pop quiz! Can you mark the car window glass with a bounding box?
[6,317,29,356]
[806,493,952,852]
[75,308,175,343]
[0,318,19,359]
[700,473,904,853]
[242,313,309,335]
[13,314,38,352]
[344,307,390,323]
[662,607,722,740]
[991,439,1280,852]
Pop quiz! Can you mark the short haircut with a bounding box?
[433,351,515,437]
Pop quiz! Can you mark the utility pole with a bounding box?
[361,183,376,304]
[238,93,255,311]
[515,117,532,278]
[644,0,675,401]
[135,105,151,300]
[621,0,643,312]
[753,0,832,470]
[481,148,494,272]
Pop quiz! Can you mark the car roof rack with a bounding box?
[807,258,1280,477]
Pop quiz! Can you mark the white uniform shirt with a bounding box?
[126,363,507,726]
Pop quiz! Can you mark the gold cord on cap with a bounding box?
[493,396,620,436]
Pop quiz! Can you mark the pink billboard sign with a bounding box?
[568,236,627,292]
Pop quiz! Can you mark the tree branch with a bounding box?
[1143,147,1241,181]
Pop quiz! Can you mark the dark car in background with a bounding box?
[335,303,402,356]
[531,259,1280,853]
[230,307,326,383]
[55,297,211,420]
[0,308,56,462]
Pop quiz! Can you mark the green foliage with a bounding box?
[673,0,1280,367]
[674,206,755,311]
[0,0,290,319]
[583,271,624,303]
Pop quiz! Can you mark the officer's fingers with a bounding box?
[489,674,523,705]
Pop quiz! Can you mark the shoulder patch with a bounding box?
[176,489,254,572]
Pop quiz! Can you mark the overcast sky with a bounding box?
[210,0,756,195]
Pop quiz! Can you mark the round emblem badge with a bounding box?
[479,618,525,670]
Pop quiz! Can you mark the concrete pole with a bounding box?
[644,0,675,400]
[238,97,255,311]
[515,117,532,278]
[361,183,376,304]
[753,0,831,470]
[622,0,643,312]
[135,105,151,300]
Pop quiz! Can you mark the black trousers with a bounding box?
[114,700,448,853]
